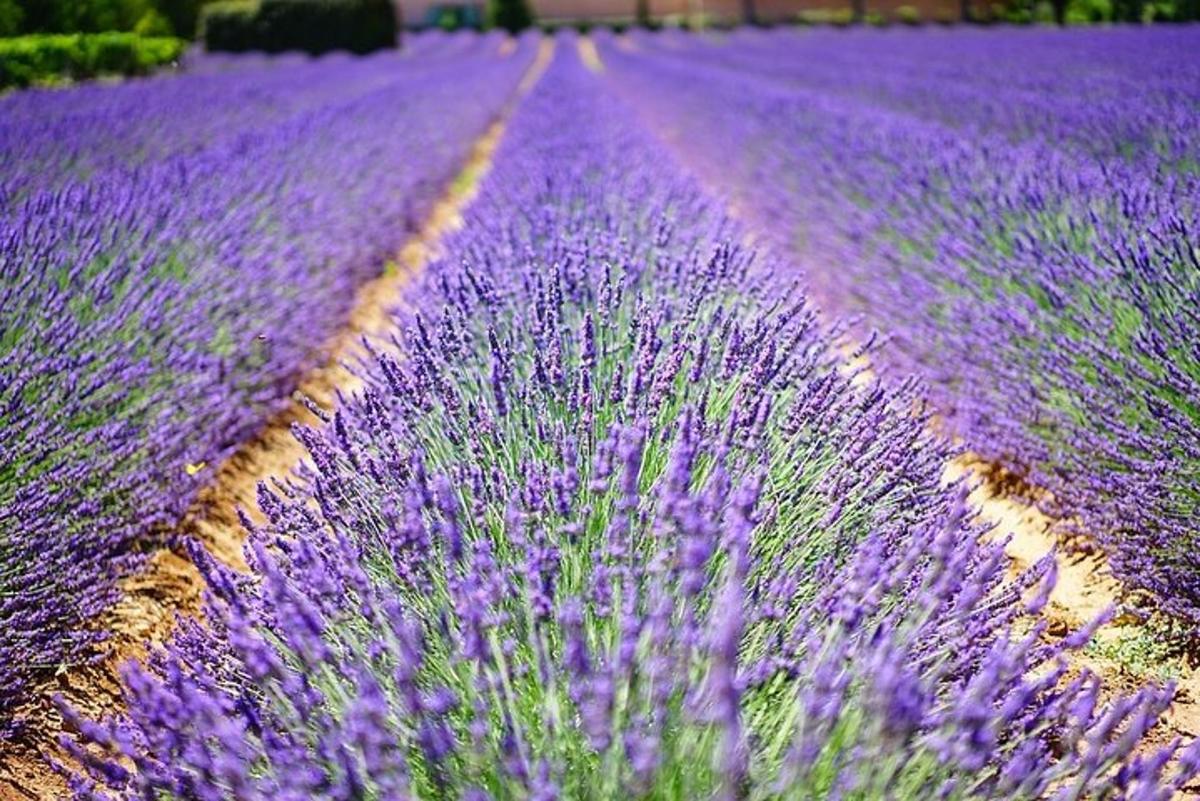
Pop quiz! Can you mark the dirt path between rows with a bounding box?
[579,34,1200,790]
[0,37,554,801]
[946,457,1200,773]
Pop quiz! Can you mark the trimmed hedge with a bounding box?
[202,0,396,54]
[486,0,532,31]
[200,0,258,50]
[0,33,184,89]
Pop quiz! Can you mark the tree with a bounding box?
[741,0,757,24]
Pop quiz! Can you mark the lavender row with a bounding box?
[0,31,515,199]
[600,28,1200,623]
[62,41,1198,799]
[635,27,1200,167]
[0,34,537,739]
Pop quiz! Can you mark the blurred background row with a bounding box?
[11,0,1200,33]
[2,0,1196,92]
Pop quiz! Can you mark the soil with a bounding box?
[946,455,1200,789]
[578,37,604,73]
[0,38,554,801]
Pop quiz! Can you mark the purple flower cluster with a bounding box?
[0,32,537,737]
[599,27,1200,621]
[63,40,1198,799]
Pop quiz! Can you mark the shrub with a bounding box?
[15,0,164,35]
[156,0,205,38]
[829,7,856,24]
[896,4,922,22]
[486,0,533,32]
[200,0,257,50]
[202,0,396,54]
[0,0,22,35]
[132,7,173,33]
[427,4,482,29]
[0,32,183,89]
[255,0,396,53]
[3,0,208,37]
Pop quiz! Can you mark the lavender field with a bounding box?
[2,25,1200,801]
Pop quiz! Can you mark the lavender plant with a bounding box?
[600,28,1200,623]
[0,33,537,738]
[63,45,1199,800]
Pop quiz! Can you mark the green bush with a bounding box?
[200,0,258,50]
[829,7,856,24]
[0,32,183,89]
[0,0,23,36]
[896,4,922,22]
[18,0,159,35]
[485,0,532,32]
[133,7,174,33]
[202,0,396,54]
[156,0,205,38]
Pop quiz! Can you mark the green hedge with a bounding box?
[0,32,184,89]
[485,0,532,31]
[200,0,257,50]
[202,0,396,54]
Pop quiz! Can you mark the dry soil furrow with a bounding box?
[945,456,1200,772]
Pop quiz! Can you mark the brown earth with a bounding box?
[578,36,606,72]
[946,456,1200,786]
[0,37,554,801]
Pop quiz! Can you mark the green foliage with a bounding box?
[16,0,157,33]
[256,0,396,53]
[133,7,173,33]
[199,0,256,49]
[0,0,211,38]
[895,4,923,22]
[1084,616,1193,682]
[988,0,1198,20]
[156,0,206,38]
[485,0,532,33]
[1066,0,1111,20]
[795,7,857,24]
[0,32,183,89]
[0,0,22,35]
[420,0,482,27]
[202,0,396,54]
[829,7,856,24]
